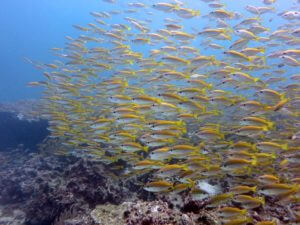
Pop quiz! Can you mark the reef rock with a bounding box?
[0,148,149,225]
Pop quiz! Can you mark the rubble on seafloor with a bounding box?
[0,142,222,225]
[90,200,218,225]
[0,148,147,225]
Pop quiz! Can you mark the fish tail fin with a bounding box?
[242,209,248,215]
[141,116,146,122]
[214,60,221,66]
[261,55,267,64]
[280,159,288,167]
[271,152,276,159]
[176,120,186,127]
[196,141,205,151]
[124,80,128,87]
[248,56,255,62]
[280,93,286,100]
[174,4,181,11]
[260,196,266,206]
[144,146,149,152]
[251,157,257,166]
[252,143,258,152]
[265,105,273,111]
[267,121,275,129]
[193,114,198,120]
[211,56,220,66]
[255,35,260,40]
[282,143,288,151]
[194,10,201,16]
[187,178,196,188]
[247,217,254,224]
[221,134,225,140]
[180,127,187,134]
[227,27,234,34]
[213,109,221,116]
[262,126,269,131]
[137,88,145,94]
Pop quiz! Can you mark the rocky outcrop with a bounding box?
[0,149,150,225]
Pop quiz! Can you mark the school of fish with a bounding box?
[28,0,300,224]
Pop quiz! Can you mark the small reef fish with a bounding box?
[29,0,300,224]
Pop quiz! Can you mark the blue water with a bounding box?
[0,0,297,101]
[0,0,111,101]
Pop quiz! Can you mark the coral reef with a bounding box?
[92,201,185,225]
[0,206,26,225]
[1,144,297,225]
[0,147,149,225]
[0,140,298,225]
[90,200,219,225]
